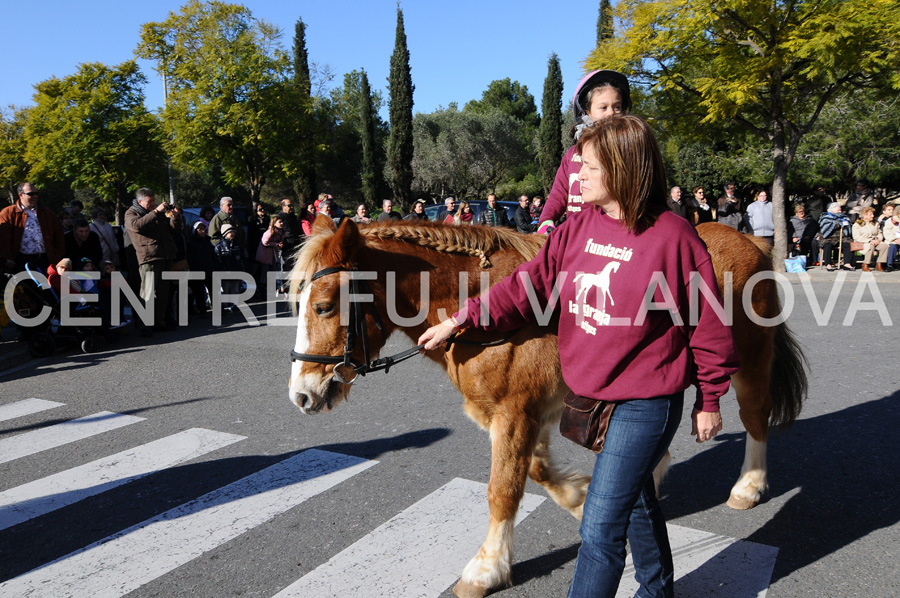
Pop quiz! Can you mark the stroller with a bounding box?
[3,263,127,357]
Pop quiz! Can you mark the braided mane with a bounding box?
[288,220,545,307]
[360,221,544,267]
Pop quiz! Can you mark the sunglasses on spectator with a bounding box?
[23,191,39,196]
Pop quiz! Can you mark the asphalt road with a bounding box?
[0,273,897,597]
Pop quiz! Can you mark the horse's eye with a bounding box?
[313,303,334,316]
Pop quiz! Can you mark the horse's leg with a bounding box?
[454,406,538,598]
[527,422,591,520]
[726,353,773,510]
[652,450,672,497]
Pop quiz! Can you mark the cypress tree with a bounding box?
[359,70,378,207]
[293,18,311,96]
[597,0,614,45]
[387,6,414,208]
[293,17,316,203]
[538,54,564,197]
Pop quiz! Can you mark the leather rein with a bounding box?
[289,265,515,384]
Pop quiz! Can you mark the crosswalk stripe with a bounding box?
[273,477,546,598]
[0,411,145,465]
[616,523,778,597]
[0,398,65,423]
[0,428,246,531]
[0,448,377,597]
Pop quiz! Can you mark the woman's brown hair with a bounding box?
[576,114,668,232]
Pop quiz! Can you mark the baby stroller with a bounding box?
[5,263,126,357]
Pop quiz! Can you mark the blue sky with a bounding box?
[3,0,599,118]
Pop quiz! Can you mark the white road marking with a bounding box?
[0,449,377,598]
[617,523,778,597]
[0,428,246,531]
[273,477,546,598]
[0,398,64,423]
[0,411,144,465]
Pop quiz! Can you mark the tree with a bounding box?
[412,107,528,199]
[292,17,317,203]
[359,70,379,206]
[464,78,540,131]
[315,70,388,204]
[0,106,30,205]
[387,6,414,208]
[136,0,309,206]
[597,0,614,45]
[23,61,165,222]
[792,87,900,190]
[538,54,564,196]
[590,0,900,268]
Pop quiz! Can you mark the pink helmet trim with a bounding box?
[573,70,632,119]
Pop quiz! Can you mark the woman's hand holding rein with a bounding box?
[418,317,460,352]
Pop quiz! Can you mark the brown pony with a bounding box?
[288,216,806,598]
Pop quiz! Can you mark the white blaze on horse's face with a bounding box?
[288,278,351,415]
[289,283,314,411]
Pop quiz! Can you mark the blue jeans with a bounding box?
[568,392,684,598]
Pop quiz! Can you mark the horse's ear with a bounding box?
[323,218,360,266]
[312,214,337,235]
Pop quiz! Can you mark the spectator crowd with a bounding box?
[2,179,897,345]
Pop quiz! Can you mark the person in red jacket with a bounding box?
[421,115,739,598]
[0,182,65,272]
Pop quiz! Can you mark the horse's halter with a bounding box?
[289,265,423,384]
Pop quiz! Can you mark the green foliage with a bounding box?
[597,0,614,45]
[172,165,250,207]
[588,0,900,267]
[538,55,564,197]
[412,106,528,199]
[292,17,317,203]
[315,70,388,204]
[359,70,379,206]
[0,106,31,204]
[464,78,540,131]
[293,18,311,96]
[387,7,415,208]
[792,87,900,190]
[136,0,310,205]
[494,172,543,201]
[23,61,165,219]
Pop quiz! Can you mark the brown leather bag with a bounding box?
[559,392,617,453]
[849,241,865,252]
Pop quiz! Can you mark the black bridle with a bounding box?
[289,265,425,384]
[289,265,520,384]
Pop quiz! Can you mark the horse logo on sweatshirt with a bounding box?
[574,262,619,311]
[571,262,620,335]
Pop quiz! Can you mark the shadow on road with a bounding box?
[661,391,900,583]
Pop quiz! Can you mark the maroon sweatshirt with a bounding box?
[455,207,740,412]
[538,144,584,224]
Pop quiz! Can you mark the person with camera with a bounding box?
[124,188,177,334]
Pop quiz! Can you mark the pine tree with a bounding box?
[538,54,564,197]
[359,70,378,206]
[387,6,414,208]
[293,17,316,203]
[597,0,614,45]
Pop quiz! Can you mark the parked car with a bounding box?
[423,200,518,225]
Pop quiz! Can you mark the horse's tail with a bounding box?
[769,321,808,428]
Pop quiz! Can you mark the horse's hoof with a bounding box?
[726,494,759,510]
[453,579,495,598]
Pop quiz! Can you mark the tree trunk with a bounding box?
[771,137,789,272]
[115,183,129,226]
